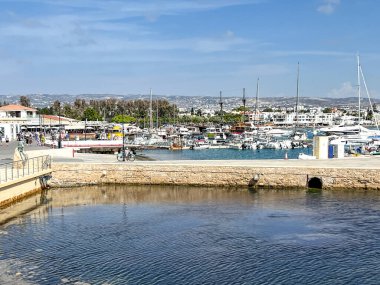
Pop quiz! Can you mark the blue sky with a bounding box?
[0,0,379,98]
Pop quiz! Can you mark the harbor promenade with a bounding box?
[2,141,380,191]
[3,140,380,168]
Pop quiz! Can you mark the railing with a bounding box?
[0,155,52,184]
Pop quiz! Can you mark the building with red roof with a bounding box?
[0,104,37,120]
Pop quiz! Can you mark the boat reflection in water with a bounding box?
[2,185,380,285]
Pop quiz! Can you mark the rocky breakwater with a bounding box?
[50,158,380,190]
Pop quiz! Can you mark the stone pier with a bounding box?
[51,157,380,190]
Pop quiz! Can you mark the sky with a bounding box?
[0,0,380,98]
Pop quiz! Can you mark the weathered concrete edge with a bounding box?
[0,169,52,190]
[0,173,50,208]
[51,162,380,191]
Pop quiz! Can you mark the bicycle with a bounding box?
[117,149,136,162]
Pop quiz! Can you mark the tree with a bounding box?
[82,107,102,121]
[262,107,273,112]
[63,103,81,120]
[209,115,222,124]
[233,106,250,112]
[37,107,53,115]
[223,113,241,124]
[52,100,61,115]
[323,107,332,113]
[111,114,136,124]
[19,96,31,107]
[366,109,373,121]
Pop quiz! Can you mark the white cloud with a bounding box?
[0,0,259,54]
[5,0,264,20]
[271,50,351,57]
[317,0,341,15]
[328,81,356,97]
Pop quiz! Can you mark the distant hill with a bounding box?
[0,94,378,110]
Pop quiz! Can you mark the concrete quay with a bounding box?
[50,156,380,190]
[2,141,380,191]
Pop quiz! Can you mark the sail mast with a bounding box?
[357,54,361,125]
[359,63,380,131]
[242,88,246,122]
[149,88,153,129]
[156,98,159,129]
[254,77,259,125]
[295,62,300,132]
[219,91,223,125]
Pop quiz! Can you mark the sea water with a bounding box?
[1,185,380,284]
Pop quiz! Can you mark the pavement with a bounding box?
[1,140,380,169]
[0,141,49,162]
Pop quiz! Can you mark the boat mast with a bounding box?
[295,62,300,132]
[219,90,223,124]
[242,88,246,122]
[149,88,153,129]
[156,98,159,129]
[357,54,361,125]
[254,77,259,125]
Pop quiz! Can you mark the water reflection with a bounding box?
[50,185,259,207]
[1,186,380,285]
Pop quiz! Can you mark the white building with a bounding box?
[0,104,37,119]
[0,104,38,141]
[272,111,336,126]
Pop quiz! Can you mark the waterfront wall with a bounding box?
[0,170,51,208]
[51,162,380,190]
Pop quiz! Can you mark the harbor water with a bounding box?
[1,185,380,284]
[142,147,312,160]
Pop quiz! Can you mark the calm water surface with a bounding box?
[142,147,312,160]
[1,185,380,284]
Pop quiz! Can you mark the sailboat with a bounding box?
[320,55,380,144]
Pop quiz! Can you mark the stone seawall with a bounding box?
[51,162,380,190]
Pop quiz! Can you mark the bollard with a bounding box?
[72,149,75,158]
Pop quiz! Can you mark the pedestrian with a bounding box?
[5,135,9,146]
